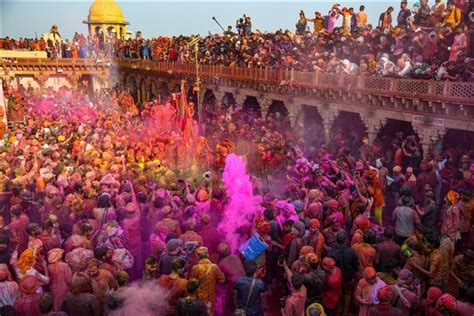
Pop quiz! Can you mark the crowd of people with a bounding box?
[114,0,474,81]
[0,72,473,316]
[2,1,474,81]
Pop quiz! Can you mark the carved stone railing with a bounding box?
[117,59,474,106]
[0,58,111,73]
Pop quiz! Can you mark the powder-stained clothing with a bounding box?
[48,261,72,311]
[452,254,474,287]
[441,204,460,241]
[190,258,225,315]
[90,269,117,303]
[283,286,307,316]
[375,240,400,271]
[158,274,188,315]
[427,249,450,289]
[0,280,20,308]
[322,268,343,310]
[65,247,94,273]
[353,242,376,273]
[392,206,421,238]
[61,292,102,316]
[355,277,387,316]
[14,292,43,316]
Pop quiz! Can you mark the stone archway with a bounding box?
[18,76,40,91]
[44,75,71,90]
[159,81,170,102]
[267,100,288,119]
[243,96,261,117]
[376,119,418,164]
[330,111,366,155]
[94,26,103,36]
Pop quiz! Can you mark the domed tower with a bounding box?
[83,0,129,39]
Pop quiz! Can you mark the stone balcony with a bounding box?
[0,57,111,88]
[117,58,474,156]
[117,59,474,112]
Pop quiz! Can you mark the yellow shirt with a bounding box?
[443,7,462,27]
[358,11,368,26]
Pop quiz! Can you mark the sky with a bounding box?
[1,0,402,39]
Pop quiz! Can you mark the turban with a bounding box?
[0,264,9,281]
[166,239,183,252]
[309,218,320,229]
[154,223,169,235]
[196,189,209,202]
[293,221,306,237]
[328,199,339,209]
[30,238,43,251]
[293,200,304,212]
[308,189,321,200]
[125,202,137,213]
[17,248,35,274]
[70,235,84,248]
[437,294,457,312]
[363,267,376,279]
[397,268,413,281]
[45,184,59,196]
[427,287,442,302]
[322,257,336,269]
[377,285,394,303]
[162,205,173,216]
[275,200,288,210]
[201,214,211,225]
[300,245,314,257]
[330,213,344,226]
[359,218,371,230]
[196,246,209,256]
[71,195,84,212]
[20,275,39,294]
[217,243,230,256]
[305,253,319,265]
[48,248,64,264]
[446,190,460,205]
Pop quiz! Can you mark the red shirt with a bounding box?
[322,267,342,309]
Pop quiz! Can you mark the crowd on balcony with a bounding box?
[114,3,474,81]
[2,1,474,81]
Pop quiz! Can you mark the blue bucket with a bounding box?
[239,233,269,261]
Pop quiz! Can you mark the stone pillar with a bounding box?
[359,112,387,146]
[315,104,339,144]
[259,97,273,120]
[213,90,225,107]
[412,124,447,160]
[287,102,303,128]
[233,92,247,108]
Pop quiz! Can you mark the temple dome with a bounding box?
[86,0,128,25]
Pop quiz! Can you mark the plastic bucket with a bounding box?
[239,233,269,261]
